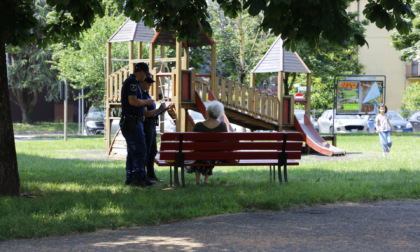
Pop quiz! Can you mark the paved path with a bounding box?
[1,200,419,251]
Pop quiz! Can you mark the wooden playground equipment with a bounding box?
[105,19,343,159]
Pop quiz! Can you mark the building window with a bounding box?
[412,62,419,76]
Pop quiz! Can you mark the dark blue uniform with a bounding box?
[120,74,147,182]
[142,90,158,179]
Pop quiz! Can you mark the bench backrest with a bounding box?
[159,132,303,161]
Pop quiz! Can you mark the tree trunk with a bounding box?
[12,88,38,124]
[236,14,246,84]
[0,36,20,196]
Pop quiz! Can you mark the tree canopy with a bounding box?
[51,1,128,106]
[7,0,60,123]
[390,1,420,61]
[125,0,415,52]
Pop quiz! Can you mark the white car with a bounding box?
[317,110,368,134]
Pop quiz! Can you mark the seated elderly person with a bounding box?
[187,100,227,185]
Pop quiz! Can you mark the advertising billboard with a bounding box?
[335,76,385,115]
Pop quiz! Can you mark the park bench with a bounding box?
[155,132,304,187]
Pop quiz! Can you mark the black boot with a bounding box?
[148,175,164,182]
[131,179,150,188]
[143,178,155,186]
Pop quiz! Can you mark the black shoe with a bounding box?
[148,176,164,182]
[130,179,150,188]
[125,179,132,186]
[143,178,155,186]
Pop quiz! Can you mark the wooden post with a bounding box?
[64,80,68,141]
[175,40,183,132]
[305,73,312,117]
[151,67,159,100]
[160,45,165,58]
[250,72,255,88]
[211,43,217,91]
[149,42,155,69]
[106,42,112,150]
[128,41,134,73]
[278,71,283,131]
[191,69,196,103]
[183,46,189,70]
[137,42,142,59]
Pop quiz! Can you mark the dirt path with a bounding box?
[1,200,419,251]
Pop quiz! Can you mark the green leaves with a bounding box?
[364,0,414,34]
[390,0,420,62]
[244,0,266,16]
[401,82,420,111]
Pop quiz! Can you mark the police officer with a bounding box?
[120,63,154,188]
[140,77,166,182]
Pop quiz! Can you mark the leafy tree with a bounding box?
[0,0,105,196]
[296,18,365,110]
[126,0,415,52]
[390,1,420,61]
[401,82,420,111]
[0,0,415,196]
[208,0,275,84]
[7,0,59,124]
[51,1,128,106]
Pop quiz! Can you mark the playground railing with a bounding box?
[194,75,280,124]
[106,65,129,103]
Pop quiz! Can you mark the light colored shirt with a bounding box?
[375,113,391,132]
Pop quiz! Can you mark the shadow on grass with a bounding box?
[2,152,420,241]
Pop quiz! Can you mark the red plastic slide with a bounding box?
[294,114,346,156]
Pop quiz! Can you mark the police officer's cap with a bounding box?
[134,63,150,75]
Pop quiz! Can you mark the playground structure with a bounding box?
[105,19,345,159]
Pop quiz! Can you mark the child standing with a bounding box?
[375,104,396,157]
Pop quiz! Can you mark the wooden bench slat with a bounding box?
[155,158,299,166]
[159,151,302,160]
[161,132,303,141]
[160,141,303,151]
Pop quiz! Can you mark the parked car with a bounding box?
[367,110,413,133]
[294,109,319,132]
[408,111,420,132]
[84,106,105,135]
[387,110,412,132]
[317,110,368,133]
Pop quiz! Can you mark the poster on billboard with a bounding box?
[335,75,385,115]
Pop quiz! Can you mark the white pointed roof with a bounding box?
[252,36,311,74]
[108,18,156,43]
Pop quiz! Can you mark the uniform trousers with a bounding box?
[121,121,147,181]
[143,121,158,178]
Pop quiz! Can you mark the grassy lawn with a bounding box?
[13,122,79,133]
[1,133,420,241]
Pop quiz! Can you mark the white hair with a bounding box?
[206,101,224,119]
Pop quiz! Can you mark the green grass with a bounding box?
[13,122,79,133]
[1,134,420,241]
